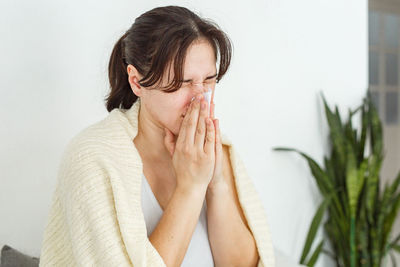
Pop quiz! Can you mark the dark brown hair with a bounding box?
[105,5,233,112]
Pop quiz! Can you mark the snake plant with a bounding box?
[273,90,400,267]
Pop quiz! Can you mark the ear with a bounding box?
[127,64,144,97]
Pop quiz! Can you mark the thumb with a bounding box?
[163,127,175,157]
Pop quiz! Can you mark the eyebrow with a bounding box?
[181,73,217,82]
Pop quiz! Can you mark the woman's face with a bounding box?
[139,39,217,136]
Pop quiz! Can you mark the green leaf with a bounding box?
[382,187,400,254]
[358,100,368,162]
[377,173,400,246]
[320,92,346,170]
[350,217,357,267]
[273,91,398,267]
[392,244,400,253]
[306,241,324,267]
[388,171,400,198]
[344,108,358,162]
[357,184,371,266]
[300,197,332,264]
[390,232,400,249]
[384,228,400,256]
[346,144,367,217]
[367,90,383,158]
[272,147,334,195]
[390,251,397,267]
[365,154,381,224]
[274,146,348,233]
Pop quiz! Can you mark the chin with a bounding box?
[164,122,179,138]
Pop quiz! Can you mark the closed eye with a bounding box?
[181,73,217,83]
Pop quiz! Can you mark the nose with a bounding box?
[191,82,207,95]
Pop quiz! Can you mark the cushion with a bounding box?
[1,245,39,267]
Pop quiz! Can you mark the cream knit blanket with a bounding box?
[39,98,275,266]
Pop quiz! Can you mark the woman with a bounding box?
[40,5,275,267]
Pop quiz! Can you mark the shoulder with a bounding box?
[57,113,128,186]
[63,110,130,162]
[61,123,107,167]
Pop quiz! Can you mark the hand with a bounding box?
[208,100,224,189]
[164,94,216,192]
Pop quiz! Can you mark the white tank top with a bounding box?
[141,173,214,267]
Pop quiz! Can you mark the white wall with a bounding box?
[0,0,367,266]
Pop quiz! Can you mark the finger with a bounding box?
[211,87,215,119]
[195,99,208,150]
[213,119,223,178]
[204,117,215,155]
[210,102,215,119]
[185,95,202,145]
[211,87,215,104]
[176,98,196,146]
[163,127,175,156]
[214,119,222,155]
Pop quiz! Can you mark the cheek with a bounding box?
[160,100,186,126]
[155,91,191,130]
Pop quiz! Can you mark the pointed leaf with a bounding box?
[300,197,332,263]
[306,241,324,267]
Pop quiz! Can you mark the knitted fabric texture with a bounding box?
[39,98,275,266]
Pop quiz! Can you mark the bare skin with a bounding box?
[135,93,214,266]
[129,38,259,267]
[131,38,215,208]
[133,132,177,211]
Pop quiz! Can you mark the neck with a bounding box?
[133,108,172,164]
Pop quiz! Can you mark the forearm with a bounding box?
[206,182,259,267]
[149,184,208,267]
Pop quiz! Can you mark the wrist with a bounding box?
[207,180,229,196]
[176,182,208,198]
